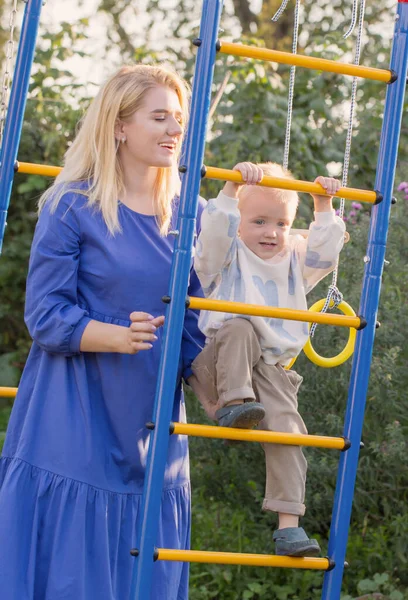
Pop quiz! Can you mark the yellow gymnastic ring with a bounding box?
[303,299,357,368]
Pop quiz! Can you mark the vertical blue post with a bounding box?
[322,4,408,599]
[0,0,43,253]
[129,1,223,598]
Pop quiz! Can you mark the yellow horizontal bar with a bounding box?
[15,161,379,205]
[219,41,394,83]
[204,166,378,204]
[172,422,346,449]
[0,386,17,398]
[188,297,363,329]
[156,548,331,570]
[16,161,62,177]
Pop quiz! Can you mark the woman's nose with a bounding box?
[167,118,183,136]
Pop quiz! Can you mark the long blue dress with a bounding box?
[0,187,205,600]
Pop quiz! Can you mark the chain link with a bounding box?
[271,0,301,171]
[0,0,19,146]
[310,0,367,338]
[271,0,291,22]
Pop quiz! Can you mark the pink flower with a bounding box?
[351,202,363,210]
[343,216,349,222]
[397,181,408,192]
[349,210,357,217]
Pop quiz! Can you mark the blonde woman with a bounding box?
[0,65,205,599]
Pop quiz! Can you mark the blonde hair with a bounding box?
[240,162,299,211]
[38,64,190,236]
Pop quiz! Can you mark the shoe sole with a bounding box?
[276,545,321,557]
[222,407,265,445]
[222,407,265,429]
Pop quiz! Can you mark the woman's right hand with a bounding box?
[121,312,165,354]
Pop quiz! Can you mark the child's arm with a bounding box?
[310,176,340,213]
[299,176,346,294]
[195,162,263,287]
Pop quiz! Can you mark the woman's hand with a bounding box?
[80,314,165,354]
[223,162,264,199]
[121,312,165,354]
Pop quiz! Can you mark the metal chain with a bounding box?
[344,0,359,40]
[310,0,366,337]
[283,0,300,170]
[271,0,291,22]
[0,0,19,146]
[271,0,301,170]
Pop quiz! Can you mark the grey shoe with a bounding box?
[273,527,321,557]
[215,402,265,429]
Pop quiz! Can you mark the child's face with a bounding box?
[238,188,297,260]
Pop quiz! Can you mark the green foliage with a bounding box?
[0,20,91,366]
[341,572,408,599]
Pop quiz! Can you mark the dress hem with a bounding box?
[1,455,190,497]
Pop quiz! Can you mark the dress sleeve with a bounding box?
[194,191,240,291]
[297,210,346,294]
[24,194,92,355]
[180,196,206,380]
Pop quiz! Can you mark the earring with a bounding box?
[121,136,126,144]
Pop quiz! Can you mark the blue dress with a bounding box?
[0,188,205,600]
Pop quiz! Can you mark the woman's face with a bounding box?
[117,85,184,169]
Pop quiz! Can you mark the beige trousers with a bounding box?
[189,318,307,516]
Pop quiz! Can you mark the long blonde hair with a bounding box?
[38,64,190,236]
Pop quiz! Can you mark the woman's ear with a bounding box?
[114,120,126,142]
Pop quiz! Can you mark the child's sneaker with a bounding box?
[215,401,265,429]
[273,527,321,557]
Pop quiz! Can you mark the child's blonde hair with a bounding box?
[38,64,190,236]
[240,162,299,211]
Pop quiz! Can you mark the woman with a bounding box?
[0,65,205,599]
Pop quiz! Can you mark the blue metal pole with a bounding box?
[0,0,43,253]
[321,4,408,598]
[129,1,223,598]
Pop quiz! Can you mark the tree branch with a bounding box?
[209,71,231,120]
[231,0,258,33]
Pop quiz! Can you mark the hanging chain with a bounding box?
[283,0,300,170]
[272,0,301,170]
[271,0,291,23]
[0,0,19,146]
[344,0,359,40]
[310,0,366,337]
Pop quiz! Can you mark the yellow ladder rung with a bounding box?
[204,166,381,205]
[171,422,348,449]
[16,161,62,177]
[15,160,382,207]
[218,41,395,84]
[187,297,366,330]
[152,548,333,570]
[0,387,17,398]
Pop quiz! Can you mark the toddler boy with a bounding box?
[189,162,345,556]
